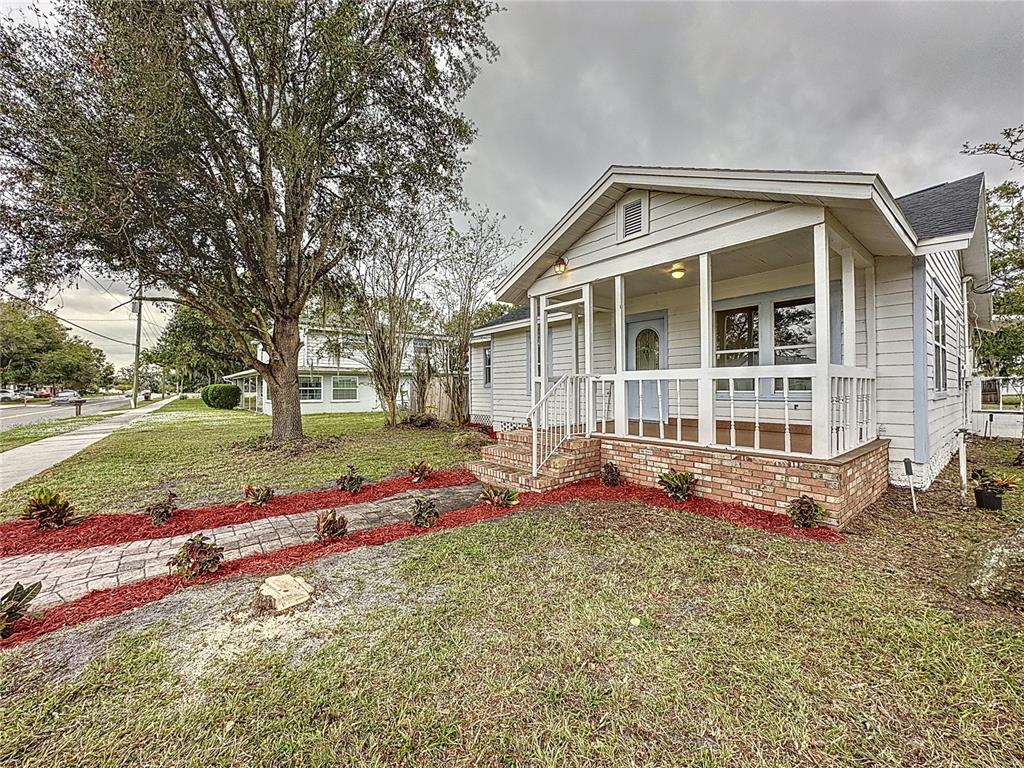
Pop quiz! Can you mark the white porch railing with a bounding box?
[528,374,592,475]
[587,364,876,459]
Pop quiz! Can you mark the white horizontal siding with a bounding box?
[469,342,492,423]
[873,255,915,458]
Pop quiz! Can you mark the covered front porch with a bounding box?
[525,217,880,478]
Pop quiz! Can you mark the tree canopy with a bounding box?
[963,124,1024,376]
[143,306,246,391]
[0,0,498,439]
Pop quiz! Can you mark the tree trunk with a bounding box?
[265,317,304,443]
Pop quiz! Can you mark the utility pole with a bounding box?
[131,278,142,409]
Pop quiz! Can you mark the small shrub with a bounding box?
[478,486,519,508]
[452,431,492,450]
[402,412,440,429]
[200,385,212,406]
[314,509,348,541]
[22,488,80,529]
[787,495,825,528]
[409,461,432,482]
[145,491,178,525]
[0,582,42,639]
[600,462,622,487]
[205,383,241,409]
[168,533,224,580]
[410,496,439,528]
[177,392,188,400]
[337,464,365,493]
[975,470,1019,496]
[658,470,696,502]
[242,484,275,507]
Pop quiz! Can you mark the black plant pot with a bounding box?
[974,488,1003,511]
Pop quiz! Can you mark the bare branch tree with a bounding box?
[434,207,525,422]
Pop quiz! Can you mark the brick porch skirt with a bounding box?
[599,436,891,529]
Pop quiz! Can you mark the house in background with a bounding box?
[469,166,991,527]
[225,326,432,415]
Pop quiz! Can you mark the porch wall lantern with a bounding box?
[670,263,686,280]
[553,256,568,275]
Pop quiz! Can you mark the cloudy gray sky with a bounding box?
[6,0,1023,368]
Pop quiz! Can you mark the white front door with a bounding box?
[626,316,668,422]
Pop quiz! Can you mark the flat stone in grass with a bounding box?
[952,528,1024,607]
[256,574,314,612]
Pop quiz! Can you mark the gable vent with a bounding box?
[622,198,643,237]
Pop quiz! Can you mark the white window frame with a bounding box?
[483,346,492,388]
[713,284,841,400]
[331,375,358,402]
[615,190,649,243]
[932,287,960,396]
[298,375,323,402]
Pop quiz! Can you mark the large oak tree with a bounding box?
[0,0,497,440]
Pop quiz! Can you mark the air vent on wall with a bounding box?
[622,198,643,237]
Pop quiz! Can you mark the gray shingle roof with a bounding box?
[477,305,529,330]
[896,173,984,240]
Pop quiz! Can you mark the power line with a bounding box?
[1,289,137,347]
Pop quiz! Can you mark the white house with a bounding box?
[468,166,992,527]
[225,326,431,415]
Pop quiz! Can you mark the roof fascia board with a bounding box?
[915,235,972,255]
[472,313,573,337]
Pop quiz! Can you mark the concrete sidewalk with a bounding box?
[0,397,175,493]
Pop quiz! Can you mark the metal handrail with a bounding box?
[528,374,592,476]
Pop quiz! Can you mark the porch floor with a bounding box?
[591,418,812,454]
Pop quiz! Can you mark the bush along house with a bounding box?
[468,166,992,527]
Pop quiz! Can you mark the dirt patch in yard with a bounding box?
[0,540,431,695]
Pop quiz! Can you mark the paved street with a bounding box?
[0,483,483,608]
[0,397,174,493]
[0,395,131,429]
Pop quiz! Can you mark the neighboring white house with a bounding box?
[468,166,992,524]
[225,326,432,415]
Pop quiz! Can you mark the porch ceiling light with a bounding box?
[553,256,568,275]
[670,263,686,279]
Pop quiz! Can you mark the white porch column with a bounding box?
[613,275,627,435]
[583,282,594,432]
[812,223,832,457]
[538,294,549,395]
[698,252,715,445]
[529,295,538,408]
[841,251,856,365]
[864,262,877,371]
[583,283,594,375]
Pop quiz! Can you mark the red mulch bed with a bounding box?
[0,477,841,649]
[0,468,479,557]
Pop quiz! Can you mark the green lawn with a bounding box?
[1,440,1021,767]
[0,414,121,453]
[0,398,484,520]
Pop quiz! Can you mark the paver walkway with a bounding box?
[0,397,175,493]
[0,483,482,609]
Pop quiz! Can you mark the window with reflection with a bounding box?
[634,328,660,370]
[715,306,758,391]
[773,298,814,391]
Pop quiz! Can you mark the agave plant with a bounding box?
[22,488,80,529]
[657,471,696,502]
[787,495,824,528]
[600,462,622,487]
[337,464,365,493]
[478,486,520,508]
[0,582,43,639]
[408,461,432,482]
[314,509,348,541]
[410,496,439,528]
[168,534,224,580]
[242,484,275,507]
[144,491,178,525]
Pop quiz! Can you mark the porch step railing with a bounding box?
[588,364,876,459]
[527,373,592,476]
